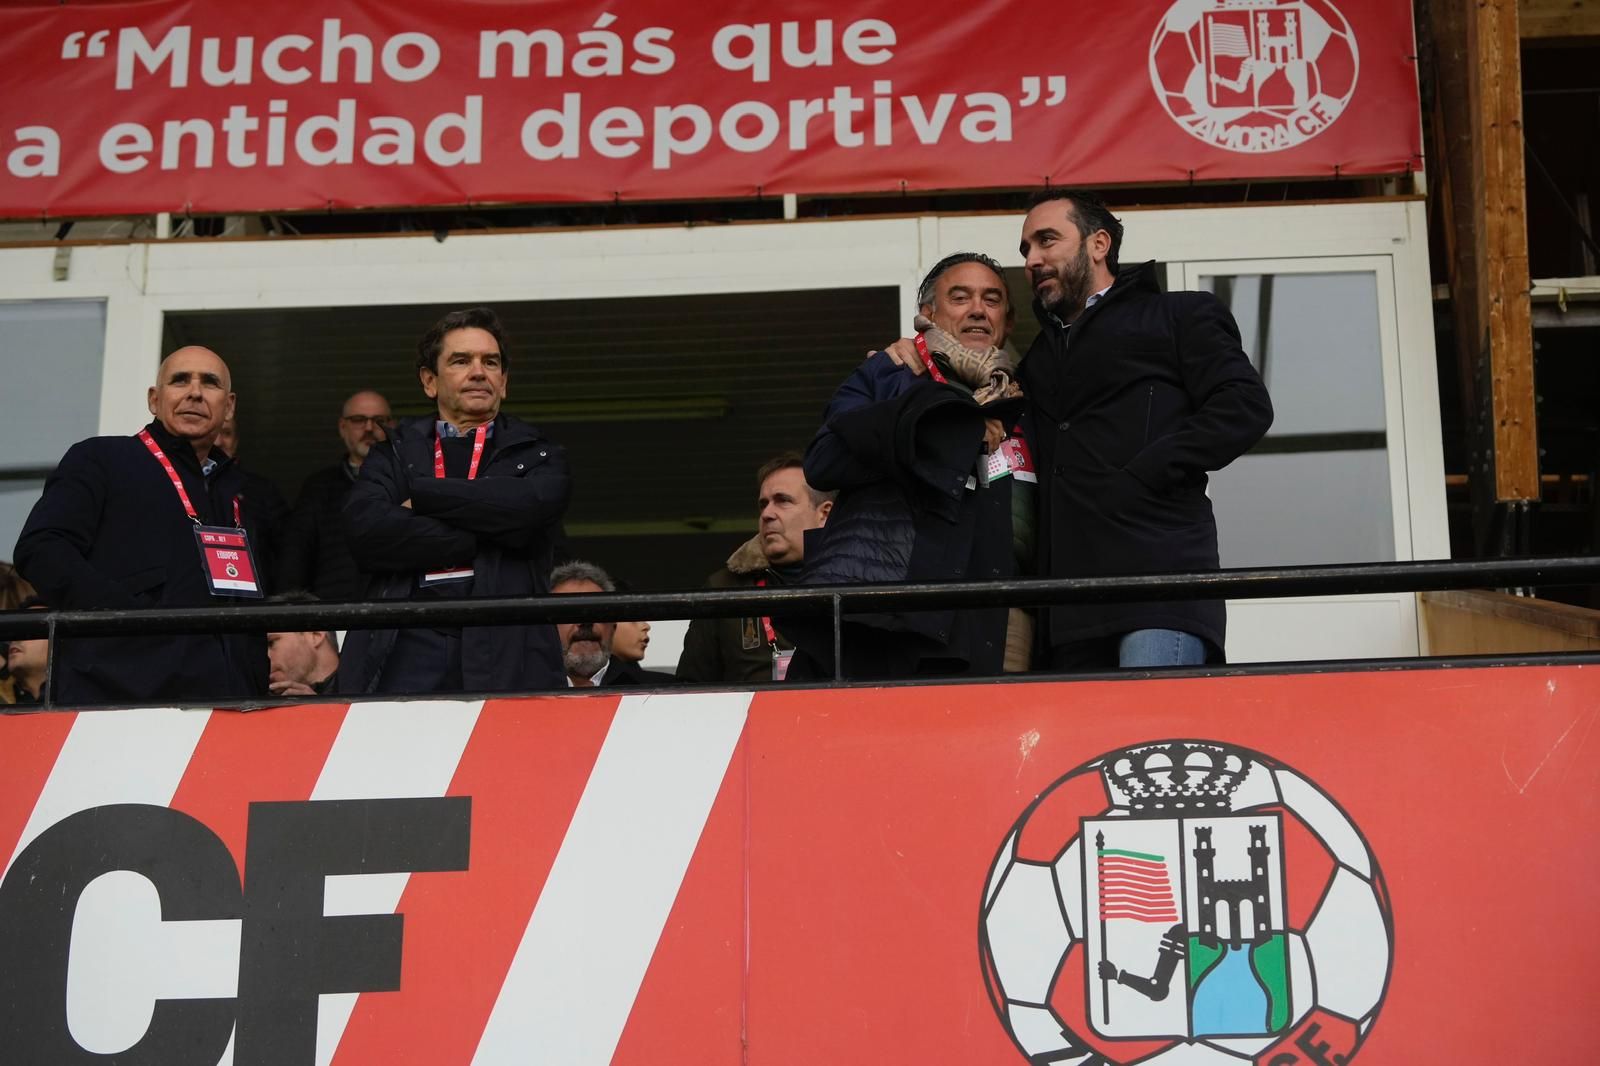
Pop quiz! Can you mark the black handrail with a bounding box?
[2,556,1597,642]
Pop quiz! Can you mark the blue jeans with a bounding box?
[1118,628,1208,668]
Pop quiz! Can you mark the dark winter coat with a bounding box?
[784,354,1018,676]
[602,658,676,686]
[674,536,796,685]
[1017,261,1273,655]
[13,419,269,705]
[336,413,571,694]
[277,461,365,600]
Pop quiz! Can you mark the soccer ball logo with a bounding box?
[981,739,1391,1064]
[1149,0,1359,153]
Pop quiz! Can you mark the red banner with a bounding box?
[0,664,1594,1063]
[0,0,1423,219]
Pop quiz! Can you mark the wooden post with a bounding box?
[1481,0,1538,503]
[1427,0,1541,552]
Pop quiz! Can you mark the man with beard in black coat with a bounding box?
[886,191,1272,669]
[1016,189,1272,668]
[338,307,571,695]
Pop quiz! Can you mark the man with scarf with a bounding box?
[780,252,1030,681]
[885,191,1273,668]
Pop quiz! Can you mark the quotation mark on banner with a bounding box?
[62,30,112,60]
[1020,76,1068,107]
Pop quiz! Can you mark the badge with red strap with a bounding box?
[138,429,262,599]
[421,425,486,586]
[755,578,793,680]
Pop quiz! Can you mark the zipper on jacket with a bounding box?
[1143,384,1154,445]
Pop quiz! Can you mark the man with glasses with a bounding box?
[278,390,393,600]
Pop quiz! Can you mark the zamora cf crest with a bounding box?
[1149,0,1359,154]
[982,740,1391,1065]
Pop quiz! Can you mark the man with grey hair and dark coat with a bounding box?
[339,307,571,695]
[781,251,1029,681]
[550,560,673,687]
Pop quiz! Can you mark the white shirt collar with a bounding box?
[565,659,610,687]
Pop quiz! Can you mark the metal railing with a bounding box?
[3,555,1598,708]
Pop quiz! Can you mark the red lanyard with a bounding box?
[138,428,203,524]
[139,429,243,527]
[755,579,778,645]
[434,425,487,480]
[912,334,950,384]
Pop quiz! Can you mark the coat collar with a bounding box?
[393,412,541,450]
[725,534,769,575]
[1028,259,1161,333]
[144,419,230,474]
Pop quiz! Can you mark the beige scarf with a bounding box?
[912,314,1023,405]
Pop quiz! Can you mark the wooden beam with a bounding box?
[1520,0,1600,40]
[1429,0,1541,524]
[1482,0,1539,500]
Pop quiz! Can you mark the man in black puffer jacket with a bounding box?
[338,308,571,695]
[782,253,1027,681]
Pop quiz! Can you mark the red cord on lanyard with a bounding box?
[139,429,245,528]
[912,334,950,384]
[755,579,778,644]
[138,429,204,524]
[434,425,487,480]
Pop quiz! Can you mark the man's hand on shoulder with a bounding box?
[875,338,925,374]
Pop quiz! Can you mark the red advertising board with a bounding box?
[0,663,1594,1063]
[0,0,1424,219]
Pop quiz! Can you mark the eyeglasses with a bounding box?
[341,415,394,428]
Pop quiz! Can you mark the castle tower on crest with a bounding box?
[1193,824,1273,948]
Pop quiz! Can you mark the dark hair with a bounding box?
[755,451,836,508]
[1026,188,1124,274]
[416,307,510,375]
[916,251,1010,310]
[0,562,35,611]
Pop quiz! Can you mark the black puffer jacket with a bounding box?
[781,354,1017,676]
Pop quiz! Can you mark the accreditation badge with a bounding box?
[985,434,1038,484]
[421,566,476,587]
[771,646,794,681]
[194,526,263,598]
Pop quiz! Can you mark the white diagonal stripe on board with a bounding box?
[6,706,211,877]
[471,691,751,1066]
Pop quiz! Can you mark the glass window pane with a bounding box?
[1200,272,1393,565]
[0,300,105,561]
[1,480,47,566]
[0,300,106,470]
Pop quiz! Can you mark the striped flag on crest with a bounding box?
[1097,847,1181,923]
[1208,21,1252,58]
